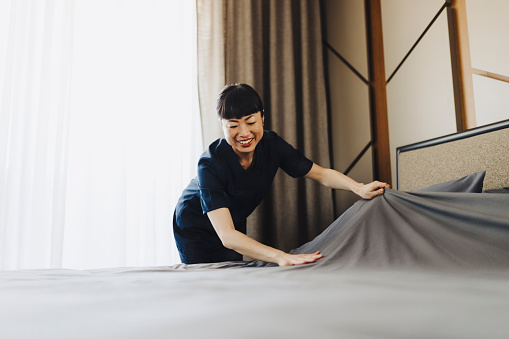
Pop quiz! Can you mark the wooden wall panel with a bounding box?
[447,0,476,130]
[365,0,392,185]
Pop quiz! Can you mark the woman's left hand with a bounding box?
[355,181,390,199]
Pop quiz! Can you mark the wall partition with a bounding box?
[322,0,507,214]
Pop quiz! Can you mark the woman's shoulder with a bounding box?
[261,130,291,150]
[202,138,228,156]
[263,129,278,139]
[260,130,281,145]
[198,138,231,167]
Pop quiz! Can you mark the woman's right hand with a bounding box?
[276,251,323,266]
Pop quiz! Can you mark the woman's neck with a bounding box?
[233,150,254,170]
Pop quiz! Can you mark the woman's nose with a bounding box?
[238,123,249,136]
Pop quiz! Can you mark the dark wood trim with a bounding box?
[365,0,392,185]
[447,0,476,131]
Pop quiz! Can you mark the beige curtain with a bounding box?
[197,0,334,252]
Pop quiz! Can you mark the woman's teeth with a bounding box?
[239,139,253,145]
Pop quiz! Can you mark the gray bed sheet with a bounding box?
[2,189,509,339]
[284,189,509,270]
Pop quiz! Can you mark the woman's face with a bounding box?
[221,111,264,158]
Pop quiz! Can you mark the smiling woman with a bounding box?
[222,112,265,170]
[173,84,389,266]
[217,84,265,169]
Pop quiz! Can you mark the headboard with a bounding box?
[397,119,509,191]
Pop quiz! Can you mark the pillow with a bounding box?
[413,171,486,193]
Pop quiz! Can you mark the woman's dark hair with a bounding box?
[216,83,264,120]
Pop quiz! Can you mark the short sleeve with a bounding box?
[198,159,229,214]
[275,134,313,178]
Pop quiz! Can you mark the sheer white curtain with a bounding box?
[0,0,202,270]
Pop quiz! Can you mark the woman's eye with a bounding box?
[229,126,238,129]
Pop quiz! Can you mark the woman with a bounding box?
[173,84,389,266]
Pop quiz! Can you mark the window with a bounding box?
[0,0,201,269]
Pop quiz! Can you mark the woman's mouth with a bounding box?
[238,138,253,147]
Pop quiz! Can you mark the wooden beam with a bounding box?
[472,68,509,84]
[447,0,476,131]
[365,0,392,185]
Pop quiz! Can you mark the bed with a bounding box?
[2,120,509,339]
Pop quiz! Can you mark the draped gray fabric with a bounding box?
[251,189,509,270]
[197,0,334,252]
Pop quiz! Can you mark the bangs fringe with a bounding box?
[217,84,264,120]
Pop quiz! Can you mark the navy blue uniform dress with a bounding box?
[173,130,313,264]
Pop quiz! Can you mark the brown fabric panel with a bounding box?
[221,0,334,251]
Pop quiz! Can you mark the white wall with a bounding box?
[381,0,457,183]
[466,0,509,126]
[323,0,508,213]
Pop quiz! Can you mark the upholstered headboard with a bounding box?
[397,119,509,191]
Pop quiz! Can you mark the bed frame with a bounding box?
[397,119,509,191]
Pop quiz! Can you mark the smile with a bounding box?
[238,138,253,147]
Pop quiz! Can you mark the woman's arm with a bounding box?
[305,163,389,199]
[207,207,323,266]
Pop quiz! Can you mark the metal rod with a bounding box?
[323,40,369,86]
[344,140,373,176]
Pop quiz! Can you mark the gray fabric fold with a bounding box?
[250,189,509,270]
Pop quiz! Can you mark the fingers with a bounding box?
[370,180,390,190]
[369,184,384,195]
[364,181,390,198]
[295,252,322,264]
[281,251,323,266]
